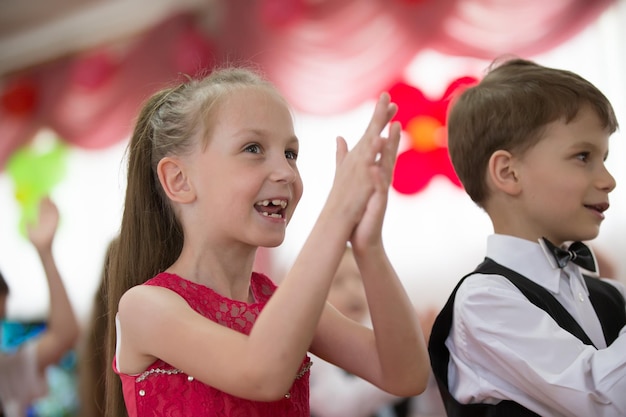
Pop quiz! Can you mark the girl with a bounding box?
[105,67,429,416]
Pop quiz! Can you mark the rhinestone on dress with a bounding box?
[136,367,184,383]
[284,360,313,399]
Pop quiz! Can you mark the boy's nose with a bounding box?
[599,165,616,192]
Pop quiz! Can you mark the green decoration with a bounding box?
[6,137,68,236]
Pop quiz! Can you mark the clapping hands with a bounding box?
[331,93,401,251]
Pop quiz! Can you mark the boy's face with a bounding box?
[513,105,615,246]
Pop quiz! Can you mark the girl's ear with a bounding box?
[156,157,196,203]
[487,150,521,196]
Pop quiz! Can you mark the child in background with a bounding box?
[429,58,626,416]
[0,197,80,417]
[310,245,413,417]
[106,67,429,416]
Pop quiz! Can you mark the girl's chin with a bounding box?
[259,236,286,248]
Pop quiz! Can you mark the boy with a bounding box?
[428,58,626,416]
[0,197,79,417]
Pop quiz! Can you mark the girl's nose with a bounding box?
[270,156,298,184]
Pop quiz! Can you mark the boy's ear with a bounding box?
[487,150,521,196]
[156,157,196,203]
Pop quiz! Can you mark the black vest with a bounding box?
[428,258,626,417]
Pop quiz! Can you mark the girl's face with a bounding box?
[184,86,303,248]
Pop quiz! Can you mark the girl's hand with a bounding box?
[350,119,401,252]
[27,196,59,252]
[330,93,398,230]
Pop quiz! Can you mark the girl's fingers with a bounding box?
[362,93,397,140]
[335,136,348,167]
[374,121,402,192]
[382,121,402,171]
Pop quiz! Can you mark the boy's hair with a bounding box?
[105,66,280,416]
[447,57,618,207]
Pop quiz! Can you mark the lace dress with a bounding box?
[114,272,311,417]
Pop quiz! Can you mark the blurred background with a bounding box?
[1,0,625,336]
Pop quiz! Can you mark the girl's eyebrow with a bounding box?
[233,128,299,144]
[232,128,265,138]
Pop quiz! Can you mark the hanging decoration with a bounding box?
[259,0,305,28]
[389,77,477,195]
[0,0,615,172]
[173,24,216,76]
[70,50,118,91]
[0,76,39,117]
[0,13,217,170]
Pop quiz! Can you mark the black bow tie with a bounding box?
[541,237,596,273]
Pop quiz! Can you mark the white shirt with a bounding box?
[446,234,626,417]
[0,340,48,417]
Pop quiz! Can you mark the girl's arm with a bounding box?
[354,246,429,395]
[311,118,429,396]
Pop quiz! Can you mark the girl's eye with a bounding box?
[244,144,262,154]
[285,150,298,160]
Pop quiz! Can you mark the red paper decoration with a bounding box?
[389,77,477,194]
[174,26,215,76]
[259,0,305,28]
[70,50,117,91]
[1,77,39,117]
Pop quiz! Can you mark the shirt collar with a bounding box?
[485,234,589,295]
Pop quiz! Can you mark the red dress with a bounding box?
[114,272,311,417]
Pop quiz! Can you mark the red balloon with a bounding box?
[1,77,38,117]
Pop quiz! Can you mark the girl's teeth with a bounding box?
[256,199,287,208]
[272,199,287,208]
[261,212,283,218]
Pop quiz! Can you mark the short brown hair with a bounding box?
[447,57,618,207]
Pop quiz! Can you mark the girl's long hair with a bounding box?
[104,67,275,416]
[78,238,117,417]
